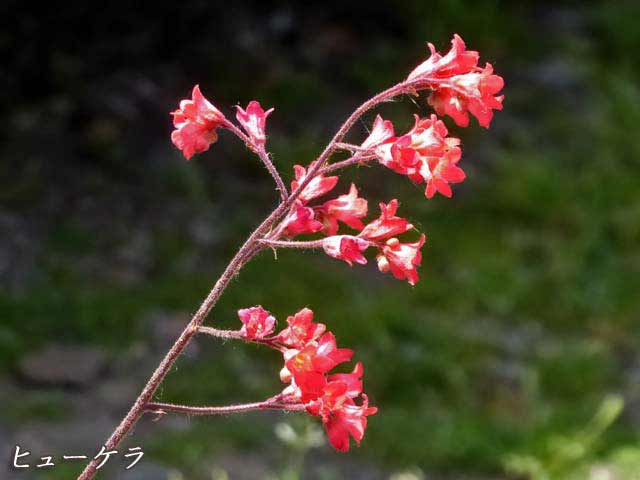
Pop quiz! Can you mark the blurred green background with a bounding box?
[1,1,639,479]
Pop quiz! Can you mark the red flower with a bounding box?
[377,115,465,198]
[317,184,368,235]
[280,201,324,237]
[322,236,370,266]
[376,234,426,285]
[422,148,465,198]
[428,62,504,128]
[237,306,276,340]
[327,362,364,398]
[359,200,413,242]
[361,115,396,151]
[235,100,273,147]
[277,308,326,350]
[171,85,227,160]
[407,33,479,81]
[306,381,377,452]
[405,34,504,128]
[286,332,353,375]
[285,332,353,402]
[291,165,338,204]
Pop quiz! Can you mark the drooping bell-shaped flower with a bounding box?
[171,85,227,160]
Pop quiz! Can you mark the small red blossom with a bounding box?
[406,34,504,128]
[237,306,276,340]
[423,148,465,198]
[428,62,504,128]
[361,115,396,151]
[285,332,353,402]
[376,234,426,285]
[322,235,370,266]
[286,332,353,376]
[306,381,377,452]
[277,308,326,350]
[359,200,413,241]
[327,362,364,398]
[235,101,273,147]
[317,184,368,235]
[291,165,338,204]
[171,85,227,160]
[280,201,324,237]
[407,33,479,81]
[377,115,465,198]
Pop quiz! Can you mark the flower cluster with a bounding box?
[407,33,504,128]
[236,306,377,452]
[159,33,504,458]
[267,163,425,284]
[368,114,464,199]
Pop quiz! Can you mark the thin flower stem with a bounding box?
[334,142,362,152]
[225,121,289,201]
[259,239,326,249]
[256,148,289,201]
[145,401,306,416]
[196,326,242,339]
[77,77,421,480]
[197,326,284,350]
[321,152,377,174]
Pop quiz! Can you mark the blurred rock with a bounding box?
[109,461,173,479]
[94,378,141,413]
[12,413,116,454]
[18,345,107,388]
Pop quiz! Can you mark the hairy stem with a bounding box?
[259,239,326,249]
[320,152,377,174]
[196,326,242,339]
[257,148,289,201]
[197,326,284,350]
[146,401,306,416]
[225,121,289,201]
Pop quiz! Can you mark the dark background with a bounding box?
[1,1,639,479]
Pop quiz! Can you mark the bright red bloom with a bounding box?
[327,362,364,398]
[285,332,353,402]
[377,115,465,198]
[359,200,413,241]
[291,165,338,204]
[286,332,353,376]
[428,62,504,128]
[306,381,377,452]
[322,236,370,266]
[235,100,273,147]
[280,201,324,237]
[317,184,368,235]
[422,148,465,198]
[171,85,227,160]
[407,33,479,81]
[237,306,276,340]
[406,34,504,128]
[376,234,426,285]
[277,308,326,350]
[361,115,396,151]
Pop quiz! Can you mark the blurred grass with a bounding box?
[3,1,640,478]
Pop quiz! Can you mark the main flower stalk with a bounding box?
[77,33,504,479]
